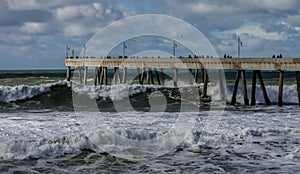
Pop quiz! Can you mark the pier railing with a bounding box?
[66,58,300,71]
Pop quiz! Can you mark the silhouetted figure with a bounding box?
[279,54,282,58]
[188,55,192,58]
[224,54,227,58]
[272,55,275,58]
[227,55,230,58]
[194,55,197,58]
[277,55,280,58]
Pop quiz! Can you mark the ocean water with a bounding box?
[0,69,300,173]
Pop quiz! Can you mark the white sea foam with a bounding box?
[0,134,94,159]
[0,85,50,103]
[72,84,159,100]
[1,83,300,172]
[0,81,69,103]
[0,108,299,164]
[0,112,88,160]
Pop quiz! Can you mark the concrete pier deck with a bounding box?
[65,58,300,71]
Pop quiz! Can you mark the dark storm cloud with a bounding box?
[0,10,53,27]
[151,0,300,28]
[1,0,300,69]
[0,1,53,27]
[147,0,300,57]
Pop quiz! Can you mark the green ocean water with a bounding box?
[0,69,297,86]
[0,69,66,86]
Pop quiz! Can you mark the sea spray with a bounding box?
[226,84,299,104]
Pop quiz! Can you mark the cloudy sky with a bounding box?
[1,0,300,69]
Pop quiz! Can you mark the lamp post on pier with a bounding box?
[66,45,70,58]
[72,49,74,58]
[173,40,177,57]
[83,43,87,58]
[123,42,127,58]
[238,36,243,58]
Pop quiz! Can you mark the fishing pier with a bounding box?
[65,57,300,106]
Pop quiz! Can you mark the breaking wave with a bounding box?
[0,81,299,104]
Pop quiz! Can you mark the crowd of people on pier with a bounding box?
[66,54,284,59]
[66,55,217,59]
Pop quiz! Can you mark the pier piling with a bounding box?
[141,68,146,85]
[296,71,300,106]
[174,68,178,87]
[137,68,142,84]
[194,69,199,83]
[241,70,249,106]
[97,67,101,85]
[154,68,161,85]
[103,67,107,85]
[257,71,270,105]
[99,67,104,85]
[188,69,193,85]
[66,66,71,81]
[202,69,208,98]
[94,67,98,85]
[146,68,150,85]
[231,70,241,105]
[77,67,83,84]
[201,69,205,83]
[83,67,88,85]
[218,70,226,101]
[160,68,165,85]
[251,70,257,106]
[278,70,284,106]
[123,67,127,84]
[150,69,154,85]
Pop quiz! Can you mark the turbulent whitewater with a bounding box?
[0,70,300,173]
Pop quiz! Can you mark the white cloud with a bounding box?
[54,3,133,37]
[258,0,300,10]
[5,0,69,10]
[5,0,42,10]
[0,33,32,44]
[55,4,105,22]
[234,25,287,41]
[185,2,240,15]
[63,23,96,37]
[55,6,80,22]
[20,22,54,34]
[213,24,287,41]
[16,35,32,43]
[155,0,300,21]
[286,13,300,27]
